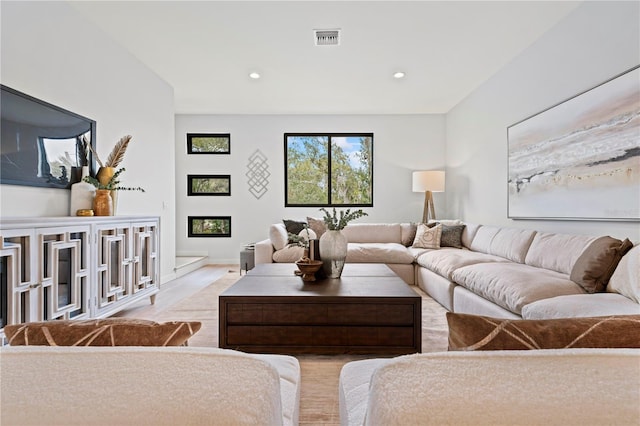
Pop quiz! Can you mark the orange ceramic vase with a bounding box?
[93,189,113,216]
[96,166,117,214]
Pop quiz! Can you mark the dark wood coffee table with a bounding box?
[219,263,421,355]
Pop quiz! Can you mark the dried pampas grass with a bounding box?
[86,135,133,169]
[105,135,132,168]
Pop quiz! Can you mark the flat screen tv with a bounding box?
[1,85,96,189]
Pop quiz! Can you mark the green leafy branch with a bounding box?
[319,207,368,231]
[83,168,145,192]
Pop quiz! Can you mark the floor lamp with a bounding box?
[412,171,445,223]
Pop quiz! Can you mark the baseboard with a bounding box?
[174,256,209,278]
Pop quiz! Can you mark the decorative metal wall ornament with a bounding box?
[246,149,269,199]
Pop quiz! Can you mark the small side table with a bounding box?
[240,245,255,275]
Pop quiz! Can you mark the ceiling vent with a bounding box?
[314,29,340,46]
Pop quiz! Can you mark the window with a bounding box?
[285,133,373,207]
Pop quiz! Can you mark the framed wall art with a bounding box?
[187,133,230,154]
[507,65,639,221]
[188,216,232,238]
[187,174,231,196]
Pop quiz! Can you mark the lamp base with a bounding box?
[422,191,436,223]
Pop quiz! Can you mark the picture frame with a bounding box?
[187,216,232,238]
[187,174,231,196]
[187,133,230,154]
[507,65,639,221]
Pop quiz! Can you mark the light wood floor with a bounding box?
[115,264,450,425]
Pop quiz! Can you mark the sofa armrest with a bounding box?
[1,346,301,426]
[255,238,274,264]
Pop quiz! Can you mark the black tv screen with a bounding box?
[1,85,96,189]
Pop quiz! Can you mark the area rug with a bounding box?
[152,267,450,425]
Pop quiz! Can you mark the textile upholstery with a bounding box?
[4,319,201,347]
[447,312,640,350]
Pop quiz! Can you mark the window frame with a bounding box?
[284,132,374,207]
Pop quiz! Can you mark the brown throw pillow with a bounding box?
[570,236,633,293]
[447,312,640,351]
[4,318,201,347]
[307,217,327,239]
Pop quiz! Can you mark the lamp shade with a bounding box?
[412,171,445,192]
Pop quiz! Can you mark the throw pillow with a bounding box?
[400,223,418,247]
[439,224,466,249]
[307,217,327,239]
[282,219,306,235]
[570,236,633,293]
[283,219,307,243]
[607,244,639,303]
[4,318,201,347]
[412,223,442,249]
[447,312,640,351]
[288,229,318,247]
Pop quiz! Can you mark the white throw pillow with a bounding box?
[607,244,640,304]
[297,228,317,242]
[269,224,289,251]
[412,223,442,249]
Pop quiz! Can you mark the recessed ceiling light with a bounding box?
[393,71,406,79]
[249,72,261,79]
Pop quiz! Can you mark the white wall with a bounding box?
[0,1,178,282]
[446,1,640,241]
[175,114,445,263]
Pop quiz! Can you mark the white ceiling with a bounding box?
[70,1,581,114]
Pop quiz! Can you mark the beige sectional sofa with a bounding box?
[0,346,300,426]
[255,221,639,319]
[339,348,640,426]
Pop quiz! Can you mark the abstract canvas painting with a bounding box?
[508,66,639,221]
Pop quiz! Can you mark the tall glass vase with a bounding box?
[319,230,348,278]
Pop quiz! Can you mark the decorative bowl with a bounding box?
[295,260,323,282]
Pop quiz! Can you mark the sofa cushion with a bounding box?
[407,246,434,261]
[346,243,414,264]
[416,248,510,280]
[451,263,585,315]
[525,232,597,274]
[400,222,418,246]
[272,245,305,263]
[269,223,289,251]
[4,319,201,347]
[607,244,640,303]
[488,227,536,263]
[412,223,442,249]
[570,236,633,293]
[468,225,501,253]
[447,313,640,350]
[461,222,482,249]
[522,293,640,319]
[342,223,402,244]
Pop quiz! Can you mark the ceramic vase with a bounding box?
[69,166,95,216]
[319,230,348,278]
[96,166,118,215]
[93,189,113,216]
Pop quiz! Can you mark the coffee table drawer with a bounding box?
[227,325,416,347]
[226,302,415,325]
